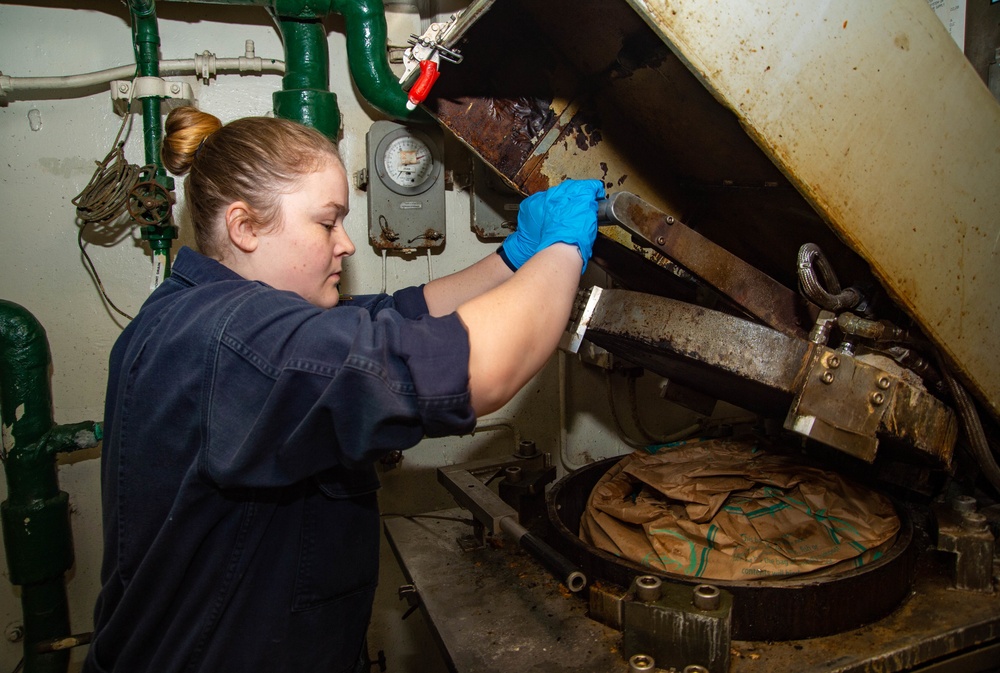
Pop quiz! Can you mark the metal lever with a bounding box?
[438,458,587,593]
[598,191,813,338]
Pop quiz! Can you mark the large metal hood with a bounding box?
[423,0,1000,424]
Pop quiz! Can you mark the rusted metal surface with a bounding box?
[384,509,628,673]
[620,576,732,673]
[599,191,814,338]
[427,0,1000,422]
[584,289,957,462]
[786,348,957,465]
[932,499,997,593]
[426,0,878,296]
[388,500,999,672]
[584,289,808,415]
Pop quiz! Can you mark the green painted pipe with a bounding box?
[0,301,101,673]
[128,0,178,275]
[271,14,343,139]
[165,0,429,123]
[325,0,431,122]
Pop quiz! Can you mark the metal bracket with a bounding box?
[933,497,996,593]
[110,76,193,115]
[597,191,813,338]
[437,451,587,592]
[784,348,957,465]
[619,576,733,673]
[559,286,603,354]
[399,14,464,86]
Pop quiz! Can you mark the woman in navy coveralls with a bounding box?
[83,106,604,673]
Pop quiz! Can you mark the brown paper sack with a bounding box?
[580,436,900,580]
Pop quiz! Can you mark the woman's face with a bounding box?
[255,158,355,309]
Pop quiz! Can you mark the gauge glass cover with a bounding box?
[383,136,434,189]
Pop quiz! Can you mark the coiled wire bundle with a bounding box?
[71,107,153,320]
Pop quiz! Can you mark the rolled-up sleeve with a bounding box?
[203,288,474,488]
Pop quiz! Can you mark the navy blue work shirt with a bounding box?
[84,247,475,673]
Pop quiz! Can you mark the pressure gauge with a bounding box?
[366,120,446,251]
[379,134,438,194]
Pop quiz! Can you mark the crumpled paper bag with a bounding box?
[580,436,899,580]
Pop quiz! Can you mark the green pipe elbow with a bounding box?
[164,0,430,123]
[327,0,431,122]
[0,300,54,451]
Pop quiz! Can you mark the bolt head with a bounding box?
[877,375,891,390]
[827,355,840,369]
[821,371,835,384]
[4,624,23,643]
[871,392,885,406]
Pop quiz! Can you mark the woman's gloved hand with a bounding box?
[535,178,604,273]
[498,178,606,273]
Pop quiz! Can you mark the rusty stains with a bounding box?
[894,33,910,51]
[566,107,604,152]
[486,96,553,146]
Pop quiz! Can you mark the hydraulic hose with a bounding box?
[936,353,1000,494]
[797,243,862,312]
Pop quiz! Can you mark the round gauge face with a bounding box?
[383,135,434,189]
[373,126,443,196]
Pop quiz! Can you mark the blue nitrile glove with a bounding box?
[535,178,605,273]
[499,179,605,273]
[497,190,546,271]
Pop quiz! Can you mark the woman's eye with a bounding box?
[320,222,335,231]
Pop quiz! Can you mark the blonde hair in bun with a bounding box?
[160,106,342,258]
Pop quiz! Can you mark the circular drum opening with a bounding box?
[546,456,918,641]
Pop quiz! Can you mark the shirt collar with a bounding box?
[169,246,246,287]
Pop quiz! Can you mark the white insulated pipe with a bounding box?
[0,40,283,102]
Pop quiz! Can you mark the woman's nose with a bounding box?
[337,229,356,257]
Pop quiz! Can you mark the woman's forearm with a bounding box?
[423,252,514,317]
[456,243,582,415]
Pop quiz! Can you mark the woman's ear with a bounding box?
[225,202,258,253]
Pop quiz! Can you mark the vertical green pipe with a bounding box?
[272,14,343,140]
[0,302,80,673]
[129,0,177,276]
[129,0,163,169]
